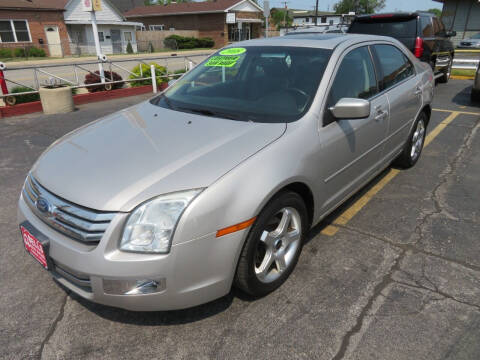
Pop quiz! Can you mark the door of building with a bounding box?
[110,30,122,53]
[44,26,62,57]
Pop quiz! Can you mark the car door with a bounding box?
[372,44,421,161]
[317,45,389,212]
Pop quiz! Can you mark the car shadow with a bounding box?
[451,84,474,107]
[58,166,396,325]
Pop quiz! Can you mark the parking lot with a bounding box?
[1,79,479,359]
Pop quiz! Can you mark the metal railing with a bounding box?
[0,53,210,104]
[452,58,479,70]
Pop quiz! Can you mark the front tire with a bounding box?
[234,191,308,296]
[393,112,428,169]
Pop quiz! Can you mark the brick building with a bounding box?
[0,0,70,56]
[125,0,264,48]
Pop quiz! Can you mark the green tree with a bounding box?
[426,8,442,17]
[334,0,385,15]
[270,9,293,30]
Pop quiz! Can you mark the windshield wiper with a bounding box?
[177,107,239,120]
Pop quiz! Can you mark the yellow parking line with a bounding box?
[433,108,480,116]
[321,111,461,236]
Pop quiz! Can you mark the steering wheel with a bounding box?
[286,88,310,111]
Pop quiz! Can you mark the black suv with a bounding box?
[348,13,456,83]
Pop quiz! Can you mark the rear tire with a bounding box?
[393,112,428,169]
[472,89,480,103]
[234,191,307,297]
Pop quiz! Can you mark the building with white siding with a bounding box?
[64,0,142,55]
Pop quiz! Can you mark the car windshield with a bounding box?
[151,46,332,123]
[349,18,417,38]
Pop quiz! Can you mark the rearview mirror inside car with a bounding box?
[330,98,371,119]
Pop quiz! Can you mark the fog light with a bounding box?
[103,278,166,295]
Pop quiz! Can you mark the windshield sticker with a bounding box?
[205,55,240,67]
[219,47,246,56]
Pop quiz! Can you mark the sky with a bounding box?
[261,0,442,13]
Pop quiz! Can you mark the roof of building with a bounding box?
[0,0,67,10]
[289,9,336,18]
[125,0,262,18]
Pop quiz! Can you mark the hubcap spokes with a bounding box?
[410,120,425,160]
[255,207,301,283]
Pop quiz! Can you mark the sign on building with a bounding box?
[82,0,102,11]
[226,13,236,24]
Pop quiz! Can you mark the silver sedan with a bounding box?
[18,34,434,311]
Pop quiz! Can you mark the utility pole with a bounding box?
[283,1,288,28]
[90,11,105,83]
[314,0,319,26]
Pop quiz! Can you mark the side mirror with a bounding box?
[330,98,370,119]
[446,30,456,37]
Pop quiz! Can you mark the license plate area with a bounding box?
[20,221,53,270]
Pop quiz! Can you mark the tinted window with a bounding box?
[325,46,377,124]
[152,46,332,123]
[432,17,445,36]
[349,18,417,38]
[420,16,434,37]
[374,45,415,89]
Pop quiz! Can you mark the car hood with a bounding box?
[32,101,286,211]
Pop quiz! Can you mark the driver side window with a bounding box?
[324,46,378,126]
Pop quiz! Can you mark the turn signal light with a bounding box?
[216,217,256,237]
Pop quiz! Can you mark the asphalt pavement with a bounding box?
[1,80,479,360]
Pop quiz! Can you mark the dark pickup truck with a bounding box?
[348,12,456,83]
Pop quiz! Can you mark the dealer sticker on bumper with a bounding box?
[21,226,48,269]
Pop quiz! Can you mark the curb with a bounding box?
[450,75,475,80]
[0,85,153,118]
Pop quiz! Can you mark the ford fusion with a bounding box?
[19,34,434,311]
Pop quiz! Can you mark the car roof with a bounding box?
[229,34,388,50]
[354,12,434,21]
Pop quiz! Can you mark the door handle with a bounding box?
[414,86,422,96]
[374,109,388,121]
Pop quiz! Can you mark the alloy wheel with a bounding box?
[254,207,302,283]
[410,119,425,161]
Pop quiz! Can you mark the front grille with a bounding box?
[53,261,92,292]
[22,174,117,245]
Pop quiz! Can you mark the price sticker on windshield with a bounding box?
[219,47,246,56]
[205,55,240,67]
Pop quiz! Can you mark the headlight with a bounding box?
[120,189,201,253]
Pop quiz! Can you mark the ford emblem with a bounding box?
[36,197,50,213]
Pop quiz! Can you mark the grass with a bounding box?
[451,68,476,78]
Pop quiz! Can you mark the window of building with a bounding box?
[0,20,31,43]
[98,31,105,42]
[149,25,165,31]
[321,16,327,23]
[124,31,133,42]
[305,17,310,23]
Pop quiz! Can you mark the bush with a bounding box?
[10,86,40,104]
[0,48,13,58]
[84,70,124,92]
[14,48,25,57]
[198,37,215,48]
[126,41,134,54]
[27,47,46,57]
[129,63,167,87]
[172,68,186,80]
[148,41,154,53]
[163,35,215,50]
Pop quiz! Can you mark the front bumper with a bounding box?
[18,194,246,311]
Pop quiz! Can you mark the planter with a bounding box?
[39,86,74,115]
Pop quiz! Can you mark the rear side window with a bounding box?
[349,18,417,38]
[420,16,434,37]
[374,45,415,90]
[432,17,445,36]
